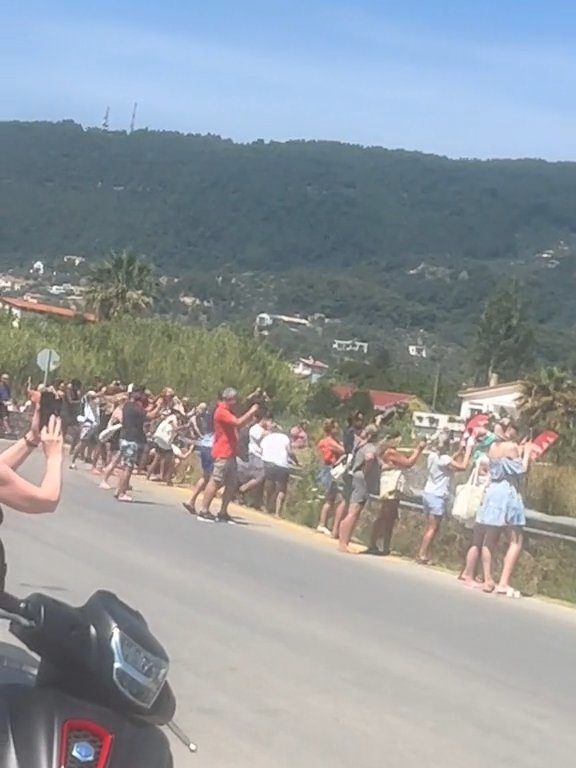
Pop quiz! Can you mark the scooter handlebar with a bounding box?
[0,592,35,625]
[0,592,25,615]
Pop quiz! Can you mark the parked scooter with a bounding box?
[0,588,196,766]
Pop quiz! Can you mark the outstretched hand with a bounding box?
[41,416,63,460]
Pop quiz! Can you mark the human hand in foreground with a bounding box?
[41,416,64,460]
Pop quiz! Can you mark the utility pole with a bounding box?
[129,102,138,133]
[432,362,441,411]
[102,106,110,131]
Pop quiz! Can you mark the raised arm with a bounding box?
[0,400,41,471]
[0,416,63,514]
[236,404,260,429]
[449,445,473,472]
[384,442,426,470]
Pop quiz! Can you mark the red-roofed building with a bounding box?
[0,297,96,324]
[332,385,416,412]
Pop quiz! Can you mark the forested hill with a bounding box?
[2,120,576,271]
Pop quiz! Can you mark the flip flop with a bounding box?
[462,580,484,590]
[496,587,522,599]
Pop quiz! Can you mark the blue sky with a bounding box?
[3,0,576,159]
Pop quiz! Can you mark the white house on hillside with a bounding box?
[459,380,523,421]
[292,357,329,384]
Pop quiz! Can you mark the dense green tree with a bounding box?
[474,284,534,383]
[86,250,156,320]
[519,367,576,463]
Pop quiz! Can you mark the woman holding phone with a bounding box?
[0,391,64,514]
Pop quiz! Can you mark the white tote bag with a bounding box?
[98,422,121,444]
[154,418,174,451]
[451,464,485,522]
[379,466,405,500]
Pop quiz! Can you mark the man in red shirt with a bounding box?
[198,388,259,523]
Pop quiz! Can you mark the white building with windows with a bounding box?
[292,357,329,384]
[459,380,523,421]
[332,339,368,354]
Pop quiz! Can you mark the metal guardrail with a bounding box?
[393,496,576,545]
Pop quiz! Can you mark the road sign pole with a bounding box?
[43,350,52,386]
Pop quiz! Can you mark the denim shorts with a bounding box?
[350,474,368,505]
[199,446,214,474]
[317,465,338,501]
[422,492,448,517]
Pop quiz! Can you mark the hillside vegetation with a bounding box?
[3,121,576,268]
[0,315,305,414]
[1,120,576,366]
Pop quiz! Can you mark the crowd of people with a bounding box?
[0,376,307,517]
[0,372,535,597]
[314,410,535,597]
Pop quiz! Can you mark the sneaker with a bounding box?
[316,525,332,536]
[99,481,112,490]
[217,513,237,525]
[197,511,216,523]
[69,463,77,470]
[116,493,133,503]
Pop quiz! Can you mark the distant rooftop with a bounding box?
[0,296,96,323]
[333,385,415,411]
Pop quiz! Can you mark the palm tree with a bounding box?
[86,250,156,321]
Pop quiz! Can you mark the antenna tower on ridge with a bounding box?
[102,107,110,131]
[129,102,138,133]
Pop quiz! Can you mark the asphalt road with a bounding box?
[1,451,576,767]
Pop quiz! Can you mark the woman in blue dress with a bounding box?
[476,422,532,597]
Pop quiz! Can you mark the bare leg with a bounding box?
[185,473,209,512]
[497,528,524,592]
[163,454,175,484]
[418,514,441,562]
[100,451,121,489]
[371,501,399,555]
[69,439,87,468]
[116,465,134,501]
[368,508,384,550]
[218,478,237,517]
[91,443,105,474]
[332,497,348,538]
[264,479,276,515]
[68,426,81,452]
[460,525,486,583]
[338,502,364,553]
[239,476,264,495]
[318,499,334,529]
[200,478,220,515]
[275,485,287,518]
[481,528,501,590]
[137,445,151,475]
[147,451,161,480]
